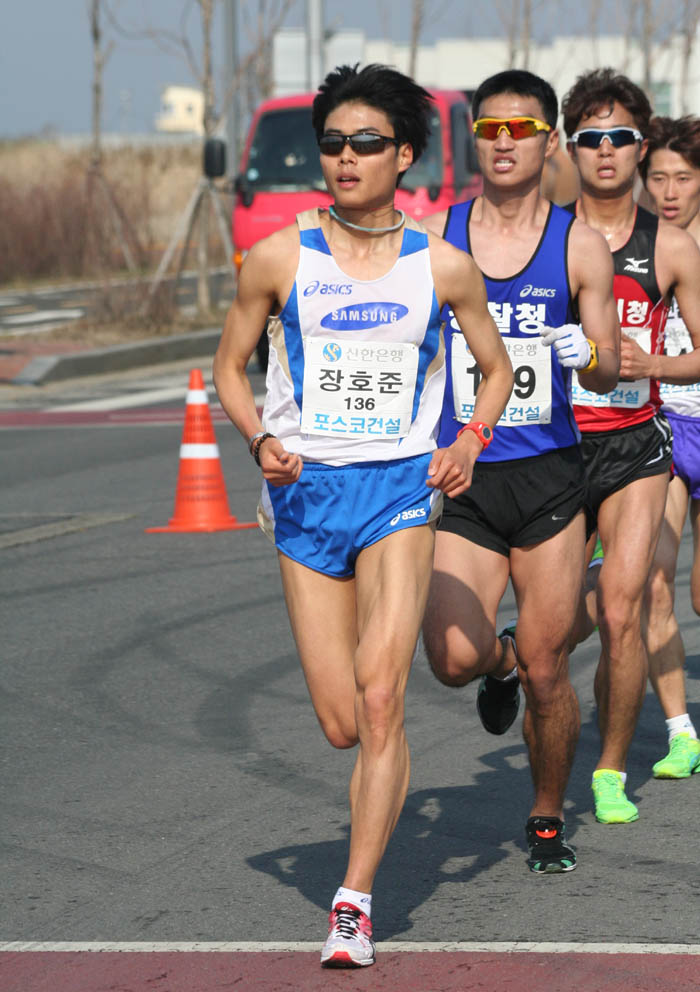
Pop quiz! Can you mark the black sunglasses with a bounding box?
[318,132,401,156]
[569,126,643,149]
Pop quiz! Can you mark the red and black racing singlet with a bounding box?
[566,204,670,433]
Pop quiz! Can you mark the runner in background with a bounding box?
[213,63,512,967]
[562,71,700,822]
[639,116,700,779]
[422,69,619,875]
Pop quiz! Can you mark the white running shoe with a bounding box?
[320,901,376,968]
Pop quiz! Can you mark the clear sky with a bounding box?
[0,0,626,139]
[0,0,470,138]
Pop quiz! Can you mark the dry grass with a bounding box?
[0,138,233,283]
[0,138,235,344]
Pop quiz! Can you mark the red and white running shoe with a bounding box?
[320,901,375,968]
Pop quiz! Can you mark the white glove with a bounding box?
[541,323,591,370]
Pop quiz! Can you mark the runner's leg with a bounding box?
[595,472,668,771]
[423,530,512,685]
[345,524,435,892]
[278,552,359,748]
[645,476,689,720]
[509,512,585,819]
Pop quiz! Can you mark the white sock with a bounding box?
[666,714,697,741]
[333,886,372,917]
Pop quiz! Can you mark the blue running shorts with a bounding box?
[258,453,441,577]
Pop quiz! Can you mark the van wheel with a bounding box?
[256,324,269,373]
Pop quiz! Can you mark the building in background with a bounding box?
[271,28,696,119]
[155,86,205,135]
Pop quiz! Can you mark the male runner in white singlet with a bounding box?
[213,64,512,968]
[639,116,700,779]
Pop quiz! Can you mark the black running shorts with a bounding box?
[438,445,587,556]
[581,412,673,525]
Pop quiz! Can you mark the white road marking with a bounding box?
[47,391,266,413]
[0,941,698,954]
[1,309,84,326]
[0,513,133,549]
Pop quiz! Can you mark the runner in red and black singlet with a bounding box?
[562,69,700,826]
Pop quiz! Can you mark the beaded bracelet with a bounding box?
[248,430,266,455]
[252,432,275,466]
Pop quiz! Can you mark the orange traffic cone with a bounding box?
[146,368,258,533]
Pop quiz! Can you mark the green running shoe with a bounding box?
[591,769,639,823]
[652,733,700,779]
[589,537,604,566]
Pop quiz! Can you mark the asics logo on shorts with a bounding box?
[390,507,427,526]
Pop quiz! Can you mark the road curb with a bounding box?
[11,328,222,385]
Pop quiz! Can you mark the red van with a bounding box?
[232,88,481,368]
[232,88,482,271]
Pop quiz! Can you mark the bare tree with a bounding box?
[409,0,426,78]
[85,0,140,277]
[108,0,296,316]
[680,0,700,113]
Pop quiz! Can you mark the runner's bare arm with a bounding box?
[427,237,514,498]
[568,220,621,393]
[213,228,303,486]
[627,224,700,385]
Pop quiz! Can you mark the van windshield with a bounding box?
[243,107,444,193]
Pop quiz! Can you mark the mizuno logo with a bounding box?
[624,257,649,274]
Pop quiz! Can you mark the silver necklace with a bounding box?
[329,204,405,233]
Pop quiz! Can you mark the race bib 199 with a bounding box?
[301,337,418,438]
[572,327,651,408]
[452,334,552,426]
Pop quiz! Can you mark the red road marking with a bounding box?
[1,950,698,992]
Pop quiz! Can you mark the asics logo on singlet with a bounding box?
[624,257,649,274]
[390,507,426,526]
[303,280,353,297]
[520,284,556,298]
[321,303,408,330]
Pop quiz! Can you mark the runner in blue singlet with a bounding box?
[422,69,620,875]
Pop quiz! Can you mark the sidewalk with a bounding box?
[0,328,222,386]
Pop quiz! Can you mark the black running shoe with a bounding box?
[476,628,520,735]
[526,816,577,874]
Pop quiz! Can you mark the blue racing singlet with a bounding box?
[437,199,581,461]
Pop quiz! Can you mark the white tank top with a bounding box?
[261,208,446,465]
[660,298,700,417]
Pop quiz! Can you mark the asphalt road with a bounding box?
[1,364,698,955]
[0,270,233,336]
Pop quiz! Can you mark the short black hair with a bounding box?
[562,68,652,137]
[311,63,434,163]
[472,70,558,129]
[639,115,700,181]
